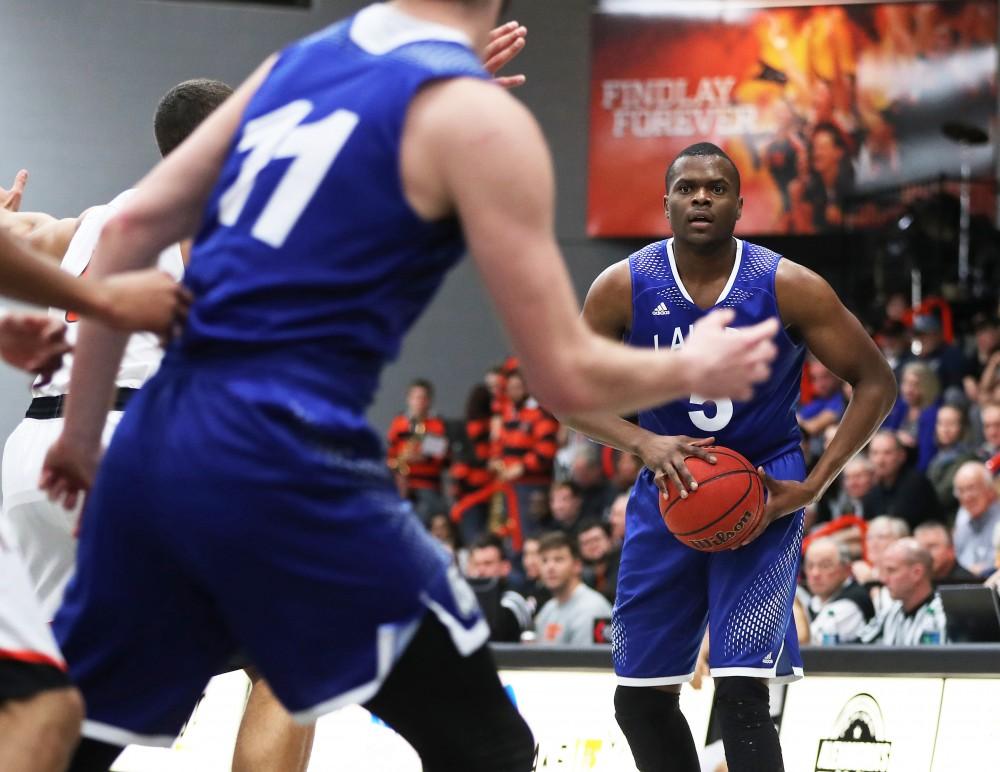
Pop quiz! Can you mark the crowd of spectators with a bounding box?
[387,309,1000,647]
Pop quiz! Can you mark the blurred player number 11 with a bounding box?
[218,100,360,248]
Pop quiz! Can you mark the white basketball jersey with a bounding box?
[32,190,184,398]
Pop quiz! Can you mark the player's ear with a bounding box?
[663,195,670,220]
[735,195,743,221]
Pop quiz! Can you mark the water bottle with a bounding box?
[819,607,839,646]
[919,604,943,645]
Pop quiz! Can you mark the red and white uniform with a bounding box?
[0,190,183,618]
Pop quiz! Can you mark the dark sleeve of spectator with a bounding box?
[892,470,941,530]
[494,591,533,642]
[523,411,559,475]
[386,415,408,465]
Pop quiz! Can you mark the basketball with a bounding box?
[658,446,764,552]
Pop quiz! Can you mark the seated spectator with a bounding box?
[952,461,1000,575]
[577,519,621,603]
[549,480,584,537]
[813,454,876,524]
[534,532,612,645]
[608,492,628,547]
[465,534,533,642]
[876,319,913,384]
[858,539,948,645]
[569,443,616,523]
[976,402,1000,461]
[913,521,981,584]
[518,536,551,612]
[965,314,1000,403]
[804,538,875,644]
[612,452,642,493]
[862,431,940,529]
[926,404,978,519]
[799,358,846,462]
[386,378,449,522]
[852,514,909,587]
[912,313,968,397]
[427,513,467,573]
[883,361,941,472]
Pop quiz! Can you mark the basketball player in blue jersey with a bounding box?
[39,3,781,769]
[564,143,897,772]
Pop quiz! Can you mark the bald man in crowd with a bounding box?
[952,462,1000,575]
[803,538,874,643]
[859,539,947,645]
[913,521,980,584]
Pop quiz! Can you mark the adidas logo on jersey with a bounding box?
[762,651,774,665]
[652,302,670,316]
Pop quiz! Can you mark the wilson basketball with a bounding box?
[658,446,764,552]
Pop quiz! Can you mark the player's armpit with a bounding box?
[581,260,633,341]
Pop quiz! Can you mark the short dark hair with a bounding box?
[665,142,740,194]
[154,79,233,157]
[409,378,434,400]
[472,532,508,557]
[914,521,953,546]
[577,518,610,537]
[538,531,580,560]
[552,480,582,499]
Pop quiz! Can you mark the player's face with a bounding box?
[664,156,742,247]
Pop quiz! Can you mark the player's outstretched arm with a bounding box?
[424,79,778,416]
[559,260,718,497]
[40,56,276,507]
[742,260,896,546]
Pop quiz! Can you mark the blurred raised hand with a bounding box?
[483,21,527,89]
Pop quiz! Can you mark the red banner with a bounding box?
[588,1,997,237]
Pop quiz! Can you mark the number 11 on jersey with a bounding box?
[218,100,360,249]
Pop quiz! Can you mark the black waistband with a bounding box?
[26,388,139,420]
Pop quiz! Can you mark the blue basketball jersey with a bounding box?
[175,4,488,416]
[627,238,805,466]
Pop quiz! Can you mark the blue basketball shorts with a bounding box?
[610,447,806,685]
[53,365,487,747]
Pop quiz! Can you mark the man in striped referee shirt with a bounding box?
[858,538,948,645]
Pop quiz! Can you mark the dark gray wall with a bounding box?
[0,0,625,453]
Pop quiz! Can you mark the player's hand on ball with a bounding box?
[684,310,779,401]
[99,269,192,338]
[736,468,816,548]
[0,312,71,384]
[638,434,716,499]
[40,435,100,511]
